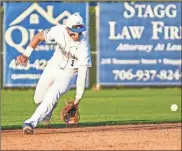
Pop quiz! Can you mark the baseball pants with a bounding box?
[24,60,77,128]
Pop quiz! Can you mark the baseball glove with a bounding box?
[60,100,80,127]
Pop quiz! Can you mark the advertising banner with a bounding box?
[97,2,181,86]
[4,2,89,87]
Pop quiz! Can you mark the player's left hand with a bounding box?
[16,54,28,66]
[60,100,80,127]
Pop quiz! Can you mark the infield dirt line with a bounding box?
[1,122,181,134]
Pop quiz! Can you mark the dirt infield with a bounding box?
[1,123,181,150]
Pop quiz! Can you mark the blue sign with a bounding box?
[3,2,89,87]
[97,2,181,86]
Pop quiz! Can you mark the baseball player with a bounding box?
[16,13,92,134]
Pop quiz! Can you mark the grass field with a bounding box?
[1,88,181,130]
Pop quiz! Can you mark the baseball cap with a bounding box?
[66,13,87,33]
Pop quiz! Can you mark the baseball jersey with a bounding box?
[44,25,92,69]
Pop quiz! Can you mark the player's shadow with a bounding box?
[2,120,180,134]
[1,120,149,130]
[51,120,152,128]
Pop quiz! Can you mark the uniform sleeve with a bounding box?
[75,42,91,100]
[43,25,61,42]
[75,66,88,100]
[78,43,92,67]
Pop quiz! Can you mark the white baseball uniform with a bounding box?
[24,24,92,128]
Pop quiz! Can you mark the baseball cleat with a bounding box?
[23,123,34,134]
[42,113,52,125]
[42,104,57,125]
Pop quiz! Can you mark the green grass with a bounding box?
[1,88,181,130]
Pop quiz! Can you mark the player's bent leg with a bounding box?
[41,73,77,125]
[23,68,77,134]
[33,63,55,105]
[23,82,62,129]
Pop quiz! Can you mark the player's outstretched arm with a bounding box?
[74,66,88,106]
[16,31,45,66]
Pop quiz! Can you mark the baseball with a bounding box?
[170,104,178,112]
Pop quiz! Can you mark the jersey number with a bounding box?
[71,60,74,66]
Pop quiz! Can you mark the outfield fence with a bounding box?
[0,4,97,88]
[0,2,181,88]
